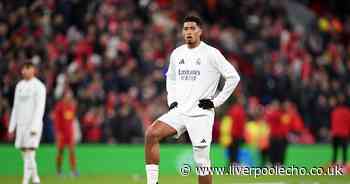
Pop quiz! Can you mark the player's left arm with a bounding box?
[211,49,240,108]
[30,83,47,136]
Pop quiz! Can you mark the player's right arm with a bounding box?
[8,83,19,134]
[166,51,177,108]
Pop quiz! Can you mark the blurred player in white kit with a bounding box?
[8,62,46,184]
[144,15,240,184]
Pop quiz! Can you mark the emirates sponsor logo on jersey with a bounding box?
[178,69,200,81]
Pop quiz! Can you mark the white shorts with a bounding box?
[15,126,42,149]
[157,109,214,147]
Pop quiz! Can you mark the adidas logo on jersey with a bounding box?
[200,139,206,143]
[179,59,185,64]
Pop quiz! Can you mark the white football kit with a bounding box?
[158,41,240,146]
[8,77,46,149]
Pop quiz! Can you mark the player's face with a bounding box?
[182,22,202,47]
[21,66,35,80]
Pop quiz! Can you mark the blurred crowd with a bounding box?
[0,0,349,144]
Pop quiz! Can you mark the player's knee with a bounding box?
[193,146,211,168]
[68,149,75,155]
[145,125,161,142]
[25,154,36,169]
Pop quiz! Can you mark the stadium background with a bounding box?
[0,0,350,183]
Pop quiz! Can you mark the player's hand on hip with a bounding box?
[30,131,37,136]
[169,102,178,110]
[198,99,214,109]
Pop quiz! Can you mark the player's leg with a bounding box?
[20,149,32,184]
[28,148,40,184]
[16,129,31,184]
[332,137,339,164]
[194,145,212,184]
[270,137,283,166]
[276,138,284,165]
[231,138,242,165]
[20,129,41,184]
[186,114,214,184]
[145,120,177,163]
[198,175,212,184]
[281,138,288,165]
[21,148,40,184]
[56,148,64,175]
[56,135,65,175]
[227,143,234,166]
[340,137,347,165]
[145,120,178,184]
[260,148,268,166]
[268,138,276,165]
[68,142,78,176]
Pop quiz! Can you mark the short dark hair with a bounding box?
[22,61,35,68]
[183,15,202,27]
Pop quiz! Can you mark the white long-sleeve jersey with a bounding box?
[166,41,240,116]
[8,77,46,134]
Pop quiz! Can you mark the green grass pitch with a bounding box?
[1,175,350,184]
[1,144,349,184]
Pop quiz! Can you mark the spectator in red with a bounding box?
[282,101,304,134]
[227,95,246,165]
[0,96,9,141]
[0,110,10,141]
[82,107,104,142]
[331,94,350,166]
[53,90,78,176]
[265,100,287,166]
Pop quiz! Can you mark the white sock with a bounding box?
[22,150,40,183]
[146,164,159,184]
[28,151,40,183]
[22,152,31,184]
